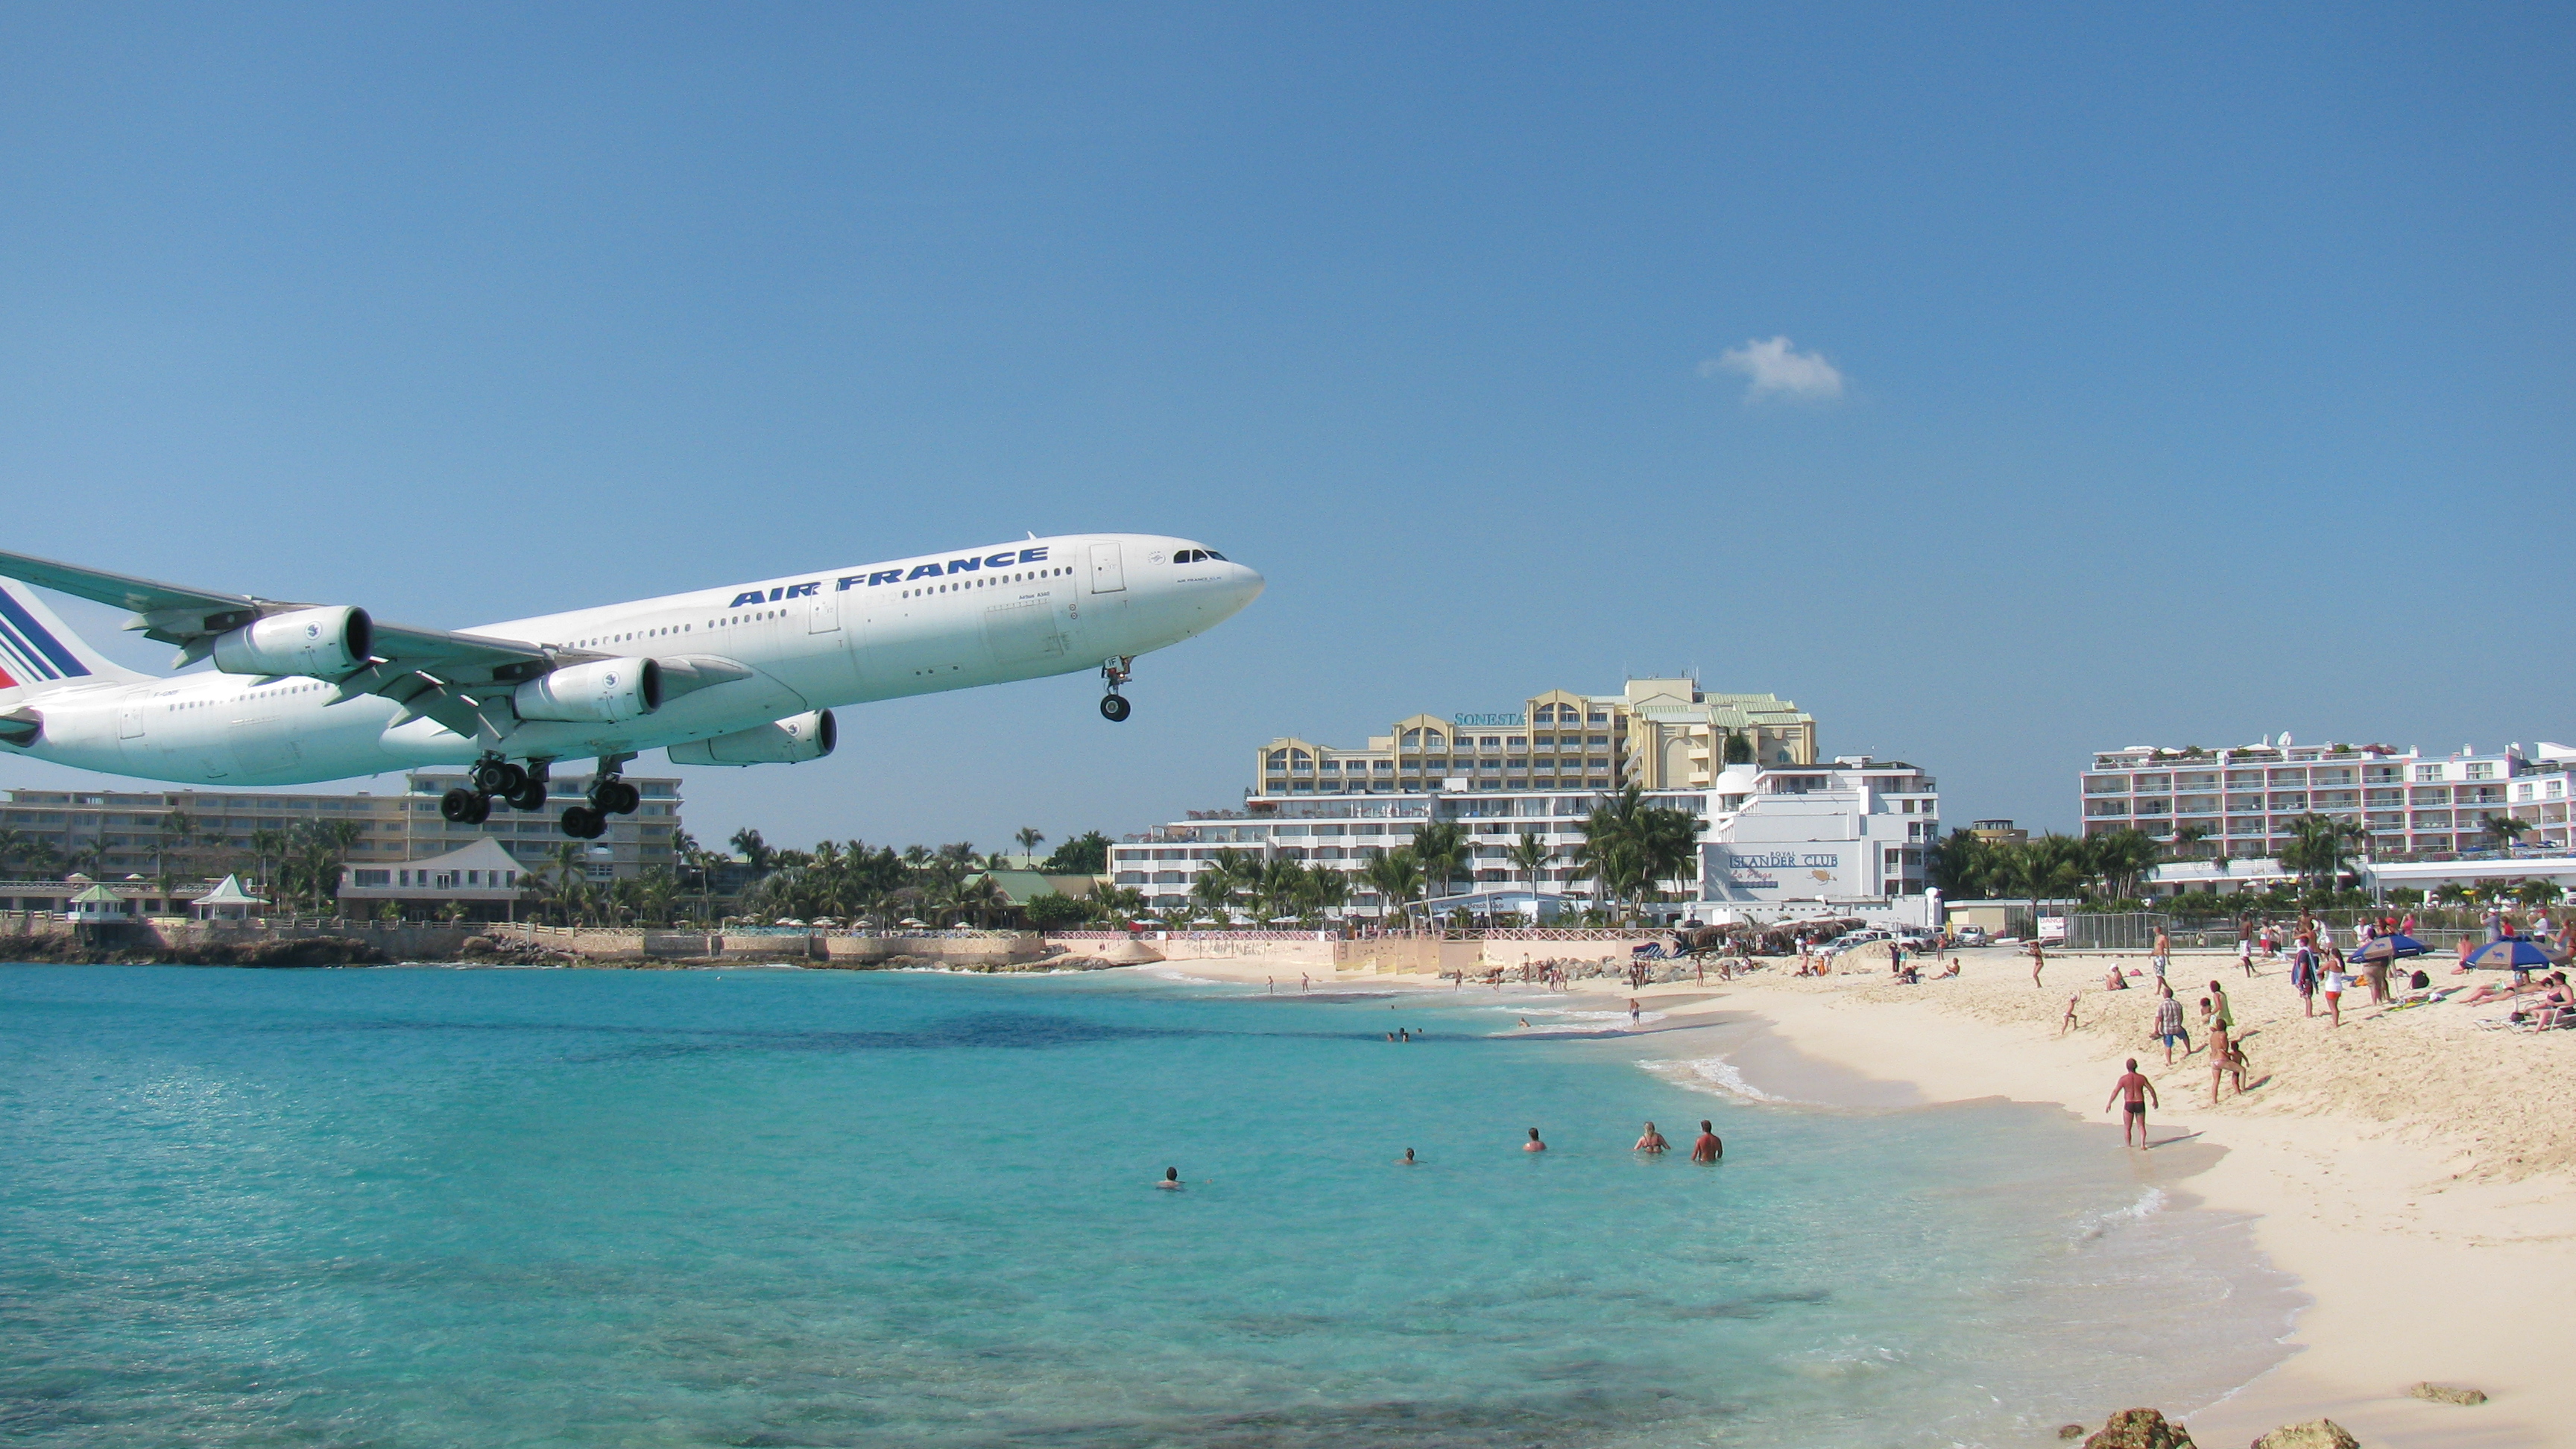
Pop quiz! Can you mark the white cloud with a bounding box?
[1700,336,1846,402]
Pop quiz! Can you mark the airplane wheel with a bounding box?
[561,806,604,839]
[474,760,525,796]
[507,780,549,812]
[441,787,488,824]
[1099,694,1131,722]
[596,780,640,815]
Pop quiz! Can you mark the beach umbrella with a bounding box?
[2460,938,2554,971]
[2349,933,2427,963]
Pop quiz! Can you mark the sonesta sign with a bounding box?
[1452,712,1525,727]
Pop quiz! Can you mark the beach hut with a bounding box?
[66,882,131,924]
[191,875,270,922]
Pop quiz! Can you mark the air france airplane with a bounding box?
[0,534,1261,839]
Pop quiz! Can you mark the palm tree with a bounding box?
[1014,827,1046,865]
[1506,832,1554,900]
[1568,784,1702,923]
[2171,824,2211,862]
[1408,821,1470,902]
[1998,835,2088,936]
[248,827,293,900]
[2082,828,2163,901]
[154,810,199,900]
[2483,815,2533,852]
[730,827,777,878]
[1359,847,1426,927]
[2514,877,2563,910]
[2279,814,2365,891]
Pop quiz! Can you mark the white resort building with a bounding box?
[2083,739,2576,859]
[1108,756,1938,922]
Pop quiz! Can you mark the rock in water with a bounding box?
[2083,1408,2195,1449]
[2250,1421,2358,1449]
[2059,1427,2087,1442]
[2408,1382,2488,1406]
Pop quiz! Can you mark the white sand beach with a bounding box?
[1143,941,2576,1448]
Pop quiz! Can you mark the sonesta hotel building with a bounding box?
[1251,678,1818,798]
[1108,678,1942,918]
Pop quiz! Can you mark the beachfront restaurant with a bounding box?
[336,838,531,922]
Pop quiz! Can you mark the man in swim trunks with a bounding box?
[2153,985,2189,1065]
[1524,1128,1547,1152]
[1690,1120,1723,1163]
[2104,1058,2159,1146]
[1635,1121,1670,1154]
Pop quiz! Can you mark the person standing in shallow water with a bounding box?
[1156,1168,1182,1189]
[1690,1120,1723,1163]
[1524,1128,1547,1152]
[2104,1058,2159,1146]
[1634,1121,1670,1154]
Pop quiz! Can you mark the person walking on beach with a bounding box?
[2322,961,2352,1027]
[2238,934,2255,978]
[1628,997,1642,1029]
[2028,938,2047,988]
[1691,1120,1723,1163]
[2291,949,2318,1016]
[2209,980,2235,1036]
[2059,993,2081,1035]
[2209,1021,2249,1102]
[1635,1122,1670,1155]
[2105,1058,2159,1146]
[2154,985,2190,1065]
[2151,926,2171,983]
[1524,1128,1547,1152]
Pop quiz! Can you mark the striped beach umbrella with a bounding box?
[2460,938,2557,970]
[2349,933,2427,963]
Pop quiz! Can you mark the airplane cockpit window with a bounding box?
[1203,550,1226,561]
[1174,548,1229,564]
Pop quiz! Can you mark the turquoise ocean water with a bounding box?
[0,965,2296,1447]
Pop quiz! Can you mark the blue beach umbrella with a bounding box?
[2349,933,2427,963]
[2460,938,2556,971]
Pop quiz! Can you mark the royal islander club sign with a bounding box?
[1704,845,1854,900]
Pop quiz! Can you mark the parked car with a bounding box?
[1950,925,1991,947]
[1824,929,1893,955]
[1895,929,1942,951]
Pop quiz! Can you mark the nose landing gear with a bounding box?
[1099,656,1134,722]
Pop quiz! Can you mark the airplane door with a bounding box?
[118,704,144,739]
[1088,543,1126,593]
[807,591,841,634]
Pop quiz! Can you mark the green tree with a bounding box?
[2081,827,2164,901]
[1023,891,1094,929]
[1928,829,1996,897]
[1012,827,1047,864]
[2483,814,2533,851]
[729,827,776,877]
[1041,831,1113,874]
[2279,814,2365,891]
[1505,832,1554,899]
[1408,821,1471,900]
[1568,785,1702,922]
[1359,847,1426,926]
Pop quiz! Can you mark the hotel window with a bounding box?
[2466,763,2496,780]
[2416,765,2444,782]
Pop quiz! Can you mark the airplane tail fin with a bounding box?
[0,578,145,699]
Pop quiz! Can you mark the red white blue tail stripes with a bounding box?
[0,583,95,687]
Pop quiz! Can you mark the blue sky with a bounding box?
[1,4,2569,853]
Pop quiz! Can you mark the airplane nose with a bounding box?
[1227,562,1266,613]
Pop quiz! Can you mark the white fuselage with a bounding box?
[7,533,1261,786]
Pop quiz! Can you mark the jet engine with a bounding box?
[666,710,836,765]
[210,605,372,677]
[514,657,661,723]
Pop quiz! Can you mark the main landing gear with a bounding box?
[1099,655,1134,722]
[441,756,557,824]
[560,754,640,840]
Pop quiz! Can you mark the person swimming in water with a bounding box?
[1690,1120,1723,1162]
[1524,1127,1547,1152]
[1634,1121,1670,1154]
[1396,1148,1416,1165]
[1156,1167,1182,1189]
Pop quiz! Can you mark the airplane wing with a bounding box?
[0,546,564,740]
